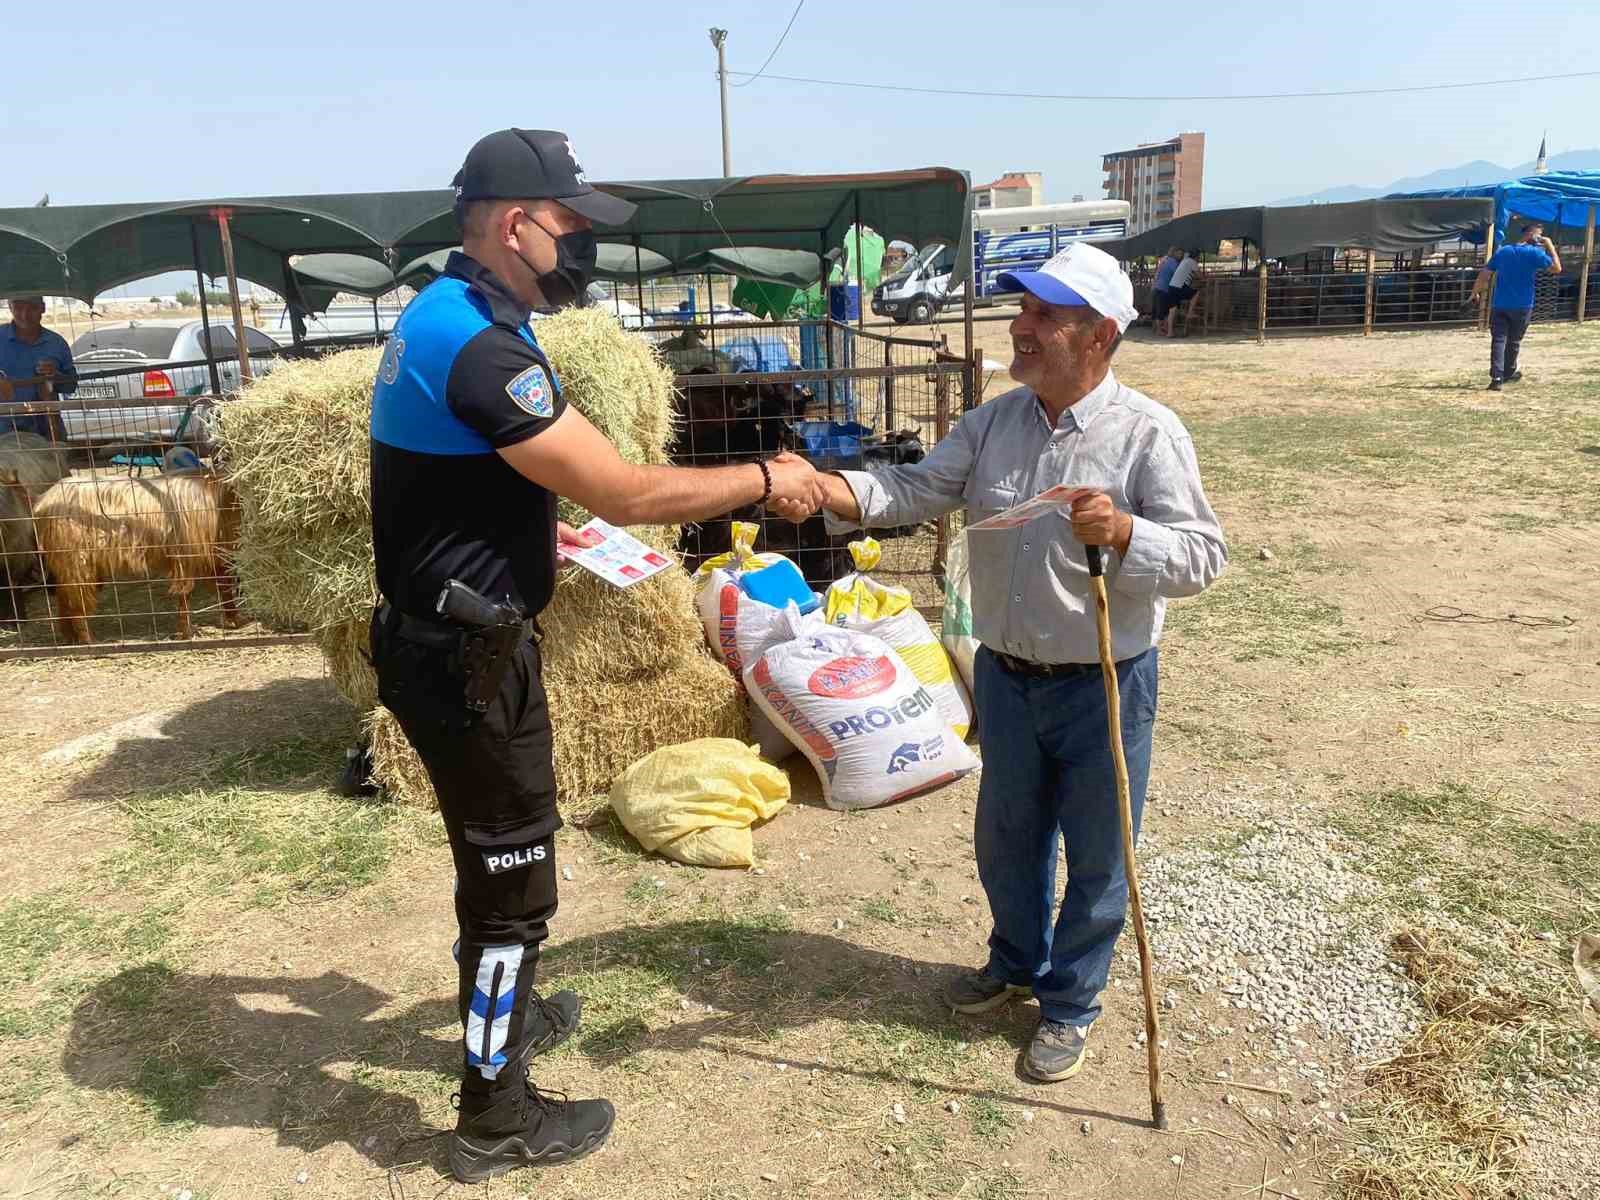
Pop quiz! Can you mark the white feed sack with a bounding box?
[693,524,811,762]
[745,620,979,810]
[824,539,972,740]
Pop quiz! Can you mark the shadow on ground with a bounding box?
[61,675,354,800]
[65,923,1146,1180]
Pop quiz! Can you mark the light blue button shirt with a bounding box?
[827,371,1228,664]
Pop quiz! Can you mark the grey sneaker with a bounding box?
[1023,1019,1090,1082]
[943,968,1030,1015]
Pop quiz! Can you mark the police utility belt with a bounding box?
[378,580,537,714]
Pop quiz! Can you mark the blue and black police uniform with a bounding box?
[372,128,636,1178]
[370,249,569,1085]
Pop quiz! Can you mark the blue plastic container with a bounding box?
[723,334,799,374]
[789,420,870,457]
[827,284,861,321]
[739,559,820,614]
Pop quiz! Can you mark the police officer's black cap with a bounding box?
[452,129,637,226]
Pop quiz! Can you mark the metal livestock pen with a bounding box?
[0,169,979,659]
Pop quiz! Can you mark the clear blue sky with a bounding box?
[6,0,1598,293]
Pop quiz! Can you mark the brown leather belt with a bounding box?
[990,649,1100,680]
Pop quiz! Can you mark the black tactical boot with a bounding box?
[450,1074,614,1182]
[509,989,581,1067]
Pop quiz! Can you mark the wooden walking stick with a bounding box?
[1085,543,1168,1131]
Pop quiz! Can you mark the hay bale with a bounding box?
[219,305,736,815]
[320,616,377,711]
[534,306,677,471]
[219,347,379,536]
[364,706,434,809]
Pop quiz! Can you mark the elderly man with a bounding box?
[0,296,77,438]
[787,243,1226,1082]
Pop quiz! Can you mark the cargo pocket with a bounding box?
[463,812,563,881]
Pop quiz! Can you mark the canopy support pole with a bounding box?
[1256,258,1267,345]
[821,232,834,417]
[853,192,865,334]
[1363,249,1376,336]
[1480,222,1496,333]
[1577,204,1595,323]
[706,272,715,350]
[963,270,975,366]
[189,221,224,397]
[211,208,253,386]
[633,239,646,323]
[372,298,381,339]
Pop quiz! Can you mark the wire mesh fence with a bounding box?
[1129,240,1599,335]
[0,406,266,656]
[2,315,973,658]
[666,317,971,608]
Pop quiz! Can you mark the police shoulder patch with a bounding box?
[505,363,555,418]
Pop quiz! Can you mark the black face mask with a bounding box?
[520,226,596,309]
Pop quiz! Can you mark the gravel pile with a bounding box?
[1135,814,1419,1066]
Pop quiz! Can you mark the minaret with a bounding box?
[1534,134,1549,175]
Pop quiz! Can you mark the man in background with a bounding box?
[1471,221,1562,391]
[1149,247,1182,330]
[0,297,76,438]
[1161,251,1200,337]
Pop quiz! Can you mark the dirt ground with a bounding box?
[1,320,1596,1200]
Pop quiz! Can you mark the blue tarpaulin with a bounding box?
[1386,171,1600,243]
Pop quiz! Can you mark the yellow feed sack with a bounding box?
[824,538,973,739]
[609,738,790,868]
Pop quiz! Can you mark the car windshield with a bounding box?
[885,244,947,284]
[70,326,181,357]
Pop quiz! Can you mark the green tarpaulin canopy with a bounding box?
[0,169,970,310]
[1103,197,1496,261]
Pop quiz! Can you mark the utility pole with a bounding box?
[709,28,731,176]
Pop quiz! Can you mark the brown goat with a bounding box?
[33,471,243,644]
[0,431,70,627]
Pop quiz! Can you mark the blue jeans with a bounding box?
[973,645,1158,1026]
[1489,307,1531,381]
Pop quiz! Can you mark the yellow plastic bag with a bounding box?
[609,738,791,868]
[691,520,784,582]
[825,539,972,739]
[692,521,809,761]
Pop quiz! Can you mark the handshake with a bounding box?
[762,450,834,523]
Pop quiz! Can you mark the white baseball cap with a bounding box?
[998,243,1139,333]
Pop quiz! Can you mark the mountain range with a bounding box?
[1271,149,1600,206]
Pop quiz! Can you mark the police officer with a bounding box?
[369,128,822,1182]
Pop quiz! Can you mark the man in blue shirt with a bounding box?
[1470,222,1562,391]
[0,297,77,438]
[1149,247,1181,328]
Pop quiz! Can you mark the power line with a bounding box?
[729,1,804,88]
[722,67,1600,102]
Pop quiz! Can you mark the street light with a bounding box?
[709,27,731,177]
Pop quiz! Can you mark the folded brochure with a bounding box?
[968,484,1100,531]
[563,518,672,588]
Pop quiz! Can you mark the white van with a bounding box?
[871,200,1131,323]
